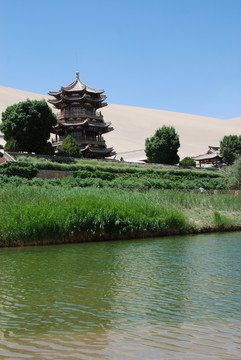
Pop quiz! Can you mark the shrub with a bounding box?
[94,170,116,181]
[0,162,38,179]
[54,157,77,164]
[179,157,196,166]
[73,170,94,179]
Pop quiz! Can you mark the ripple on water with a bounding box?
[0,232,241,359]
[1,323,241,359]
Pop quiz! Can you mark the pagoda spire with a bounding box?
[76,71,79,80]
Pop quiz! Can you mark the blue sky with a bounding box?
[1,0,241,119]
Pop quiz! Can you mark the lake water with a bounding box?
[0,232,241,359]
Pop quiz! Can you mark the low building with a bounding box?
[192,146,222,167]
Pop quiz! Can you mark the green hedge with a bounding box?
[0,170,228,190]
[6,156,227,190]
[0,162,38,179]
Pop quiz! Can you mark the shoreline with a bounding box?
[2,225,241,248]
[1,176,240,249]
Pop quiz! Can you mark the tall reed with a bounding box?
[0,185,188,246]
[0,185,240,246]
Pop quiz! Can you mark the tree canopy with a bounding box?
[220,135,241,165]
[0,99,56,154]
[58,135,82,158]
[145,125,180,164]
[179,156,196,166]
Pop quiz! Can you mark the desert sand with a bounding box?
[0,85,240,162]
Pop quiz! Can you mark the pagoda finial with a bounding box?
[76,71,79,80]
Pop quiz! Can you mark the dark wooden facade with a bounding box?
[48,72,115,158]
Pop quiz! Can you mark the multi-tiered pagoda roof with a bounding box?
[48,72,107,110]
[48,72,115,158]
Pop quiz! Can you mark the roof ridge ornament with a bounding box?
[76,71,79,80]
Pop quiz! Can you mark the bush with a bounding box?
[73,170,94,179]
[179,157,196,166]
[94,170,116,181]
[0,162,38,179]
[54,157,77,164]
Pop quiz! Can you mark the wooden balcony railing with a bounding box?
[56,110,103,121]
[52,138,106,147]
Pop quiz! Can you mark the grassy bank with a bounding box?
[0,183,240,247]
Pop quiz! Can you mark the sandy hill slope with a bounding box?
[0,85,240,161]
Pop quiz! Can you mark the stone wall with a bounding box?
[37,169,73,179]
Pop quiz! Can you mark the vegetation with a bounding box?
[220,135,241,165]
[0,184,240,247]
[225,156,241,189]
[14,155,227,190]
[0,169,228,191]
[0,154,239,247]
[58,135,82,158]
[4,137,20,152]
[145,126,180,164]
[0,162,38,179]
[42,141,55,155]
[0,99,56,154]
[179,156,196,166]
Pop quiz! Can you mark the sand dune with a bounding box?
[0,85,240,161]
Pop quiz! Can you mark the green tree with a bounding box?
[179,156,196,166]
[145,125,180,164]
[220,135,241,165]
[0,99,56,154]
[58,135,82,158]
[42,142,55,155]
[4,137,20,152]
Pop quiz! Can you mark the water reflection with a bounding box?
[0,232,241,359]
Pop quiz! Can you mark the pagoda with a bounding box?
[48,72,115,158]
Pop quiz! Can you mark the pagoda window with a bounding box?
[70,107,82,114]
[71,131,83,138]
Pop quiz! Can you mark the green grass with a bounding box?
[0,156,236,246]
[0,183,241,246]
[0,185,187,246]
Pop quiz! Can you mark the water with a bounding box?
[0,232,241,359]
